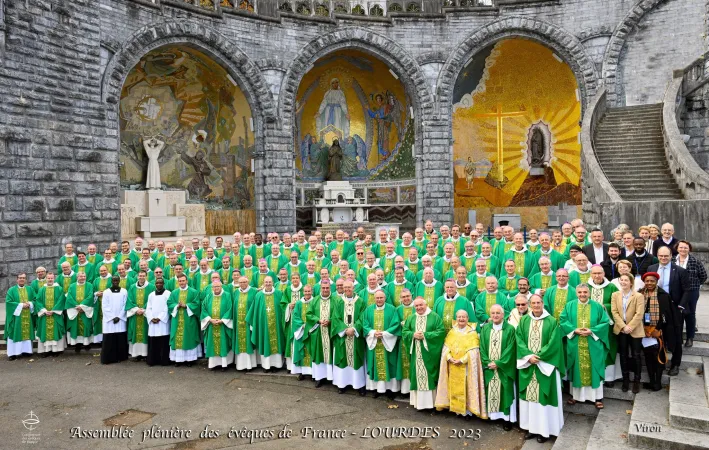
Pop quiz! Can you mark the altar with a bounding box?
[312,181,371,226]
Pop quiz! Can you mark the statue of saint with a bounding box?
[143,136,165,190]
[327,139,343,182]
[180,150,213,198]
[530,128,545,167]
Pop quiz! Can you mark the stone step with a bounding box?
[603,169,674,176]
[629,389,709,450]
[604,181,679,188]
[596,123,662,130]
[598,120,662,127]
[586,398,633,450]
[683,331,709,342]
[521,435,555,450]
[669,369,709,432]
[608,104,663,112]
[551,413,595,450]
[602,114,662,120]
[684,340,709,357]
[621,194,685,201]
[594,145,665,152]
[594,137,664,143]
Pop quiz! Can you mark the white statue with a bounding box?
[143,136,165,190]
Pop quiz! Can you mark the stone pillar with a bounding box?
[419,118,454,227]
[262,125,296,233]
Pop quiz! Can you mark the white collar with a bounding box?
[444,293,461,301]
[375,305,385,310]
[421,279,436,287]
[530,309,550,321]
[589,278,610,288]
[239,287,251,293]
[511,246,528,253]
[485,290,498,295]
[416,307,432,317]
[262,289,275,295]
[492,322,503,330]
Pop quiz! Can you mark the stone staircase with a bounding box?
[593,104,684,200]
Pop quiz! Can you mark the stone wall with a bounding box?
[0,0,706,295]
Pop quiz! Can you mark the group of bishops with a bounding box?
[4,218,690,443]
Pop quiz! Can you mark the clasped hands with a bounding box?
[574,328,592,336]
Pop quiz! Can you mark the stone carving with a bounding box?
[180,149,213,198]
[143,136,165,190]
[320,207,330,224]
[530,128,545,168]
[121,205,138,237]
[176,204,206,235]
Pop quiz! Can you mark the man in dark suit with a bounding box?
[628,237,658,277]
[582,228,609,264]
[648,246,689,376]
[652,222,679,257]
[601,243,622,281]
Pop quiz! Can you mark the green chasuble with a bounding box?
[282,284,304,359]
[467,272,494,297]
[329,240,353,260]
[501,249,535,278]
[66,282,95,340]
[404,258,423,275]
[30,278,47,295]
[58,254,77,273]
[403,310,446,391]
[201,291,234,358]
[361,287,391,307]
[473,291,510,324]
[480,321,517,416]
[560,300,610,389]
[494,240,515,262]
[530,249,566,275]
[497,275,521,299]
[166,287,202,351]
[232,287,256,355]
[266,254,289,274]
[588,280,618,366]
[94,259,117,277]
[312,257,332,274]
[460,253,479,273]
[246,289,285,357]
[73,263,96,283]
[433,257,454,277]
[92,276,112,337]
[568,269,592,288]
[454,279,476,302]
[385,280,414,307]
[4,285,36,343]
[127,282,155,345]
[57,272,77,295]
[190,270,214,294]
[36,284,66,342]
[241,266,256,286]
[305,295,337,365]
[363,303,401,382]
[515,312,566,407]
[528,272,558,294]
[414,280,444,309]
[331,296,366,370]
[543,286,578,321]
[285,262,305,278]
[291,298,314,367]
[204,257,222,272]
[478,256,501,279]
[380,255,397,277]
[357,265,379,285]
[396,304,415,381]
[252,270,277,290]
[433,295,475,332]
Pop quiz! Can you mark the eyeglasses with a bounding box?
[356,252,363,255]
[515,303,527,306]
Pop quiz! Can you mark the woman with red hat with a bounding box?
[638,272,675,391]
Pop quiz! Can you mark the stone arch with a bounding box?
[437,17,599,118]
[600,0,666,106]
[101,20,278,233]
[278,27,439,225]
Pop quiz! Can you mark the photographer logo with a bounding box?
[21,411,40,444]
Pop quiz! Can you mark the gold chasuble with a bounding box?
[435,324,487,418]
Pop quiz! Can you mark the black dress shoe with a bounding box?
[221,367,228,372]
[503,423,512,431]
[338,388,346,394]
[632,381,641,394]
[359,388,367,397]
[75,346,81,353]
[315,379,325,388]
[621,378,630,392]
[537,436,548,443]
[652,383,663,392]
[668,367,679,376]
[373,392,380,398]
[604,381,614,388]
[387,392,396,400]
[297,374,304,381]
[524,432,537,440]
[8,356,17,361]
[685,339,694,348]
[263,367,270,373]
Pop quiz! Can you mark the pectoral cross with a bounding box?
[472,104,527,182]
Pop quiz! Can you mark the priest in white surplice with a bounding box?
[515,294,565,443]
[145,278,171,366]
[101,276,129,365]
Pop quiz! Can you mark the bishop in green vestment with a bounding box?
[501,238,535,277]
[282,274,304,368]
[363,293,401,397]
[5,273,36,359]
[167,275,202,364]
[560,284,610,405]
[473,277,511,324]
[396,290,416,394]
[305,280,337,386]
[516,295,566,441]
[126,272,155,359]
[480,305,517,427]
[542,269,578,321]
[403,297,446,410]
[246,276,285,371]
[587,265,620,383]
[414,269,443,308]
[232,277,258,370]
[66,272,95,350]
[331,281,367,393]
[57,262,77,296]
[290,285,316,376]
[201,282,234,369]
[35,273,67,354]
[434,280,475,332]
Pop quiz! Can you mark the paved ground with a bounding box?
[0,353,524,450]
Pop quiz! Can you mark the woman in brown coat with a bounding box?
[611,274,646,393]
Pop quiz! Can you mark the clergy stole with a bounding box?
[236,290,250,353]
[329,264,339,279]
[441,300,457,331]
[210,295,223,353]
[305,274,317,287]
[269,257,279,274]
[504,242,514,254]
[220,269,230,284]
[525,318,544,403]
[77,264,89,276]
[475,275,486,292]
[320,297,331,364]
[254,245,264,261]
[422,285,436,309]
[45,288,57,338]
[485,293,498,317]
[553,289,570,321]
[165,265,176,279]
[314,258,324,273]
[335,241,345,257]
[401,246,411,260]
[298,302,312,366]
[400,307,414,377]
[198,273,211,292]
[363,266,376,281]
[392,283,405,307]
[441,259,451,274]
[343,300,357,367]
[513,252,526,277]
[445,327,479,415]
[264,292,279,354]
[406,260,419,273]
[36,279,47,290]
[528,243,539,253]
[76,284,87,336]
[364,290,377,307]
[456,282,468,299]
[487,327,504,413]
[256,272,269,289]
[62,276,72,294]
[463,257,474,272]
[578,272,591,284]
[505,277,517,293]
[590,287,604,306]
[485,259,492,273]
[541,274,553,290]
[207,258,218,270]
[119,277,128,289]
[413,315,430,390]
[96,277,110,329]
[17,288,32,341]
[242,266,254,283]
[175,290,189,349]
[134,287,147,343]
[576,302,592,386]
[382,257,395,276]
[373,309,387,381]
